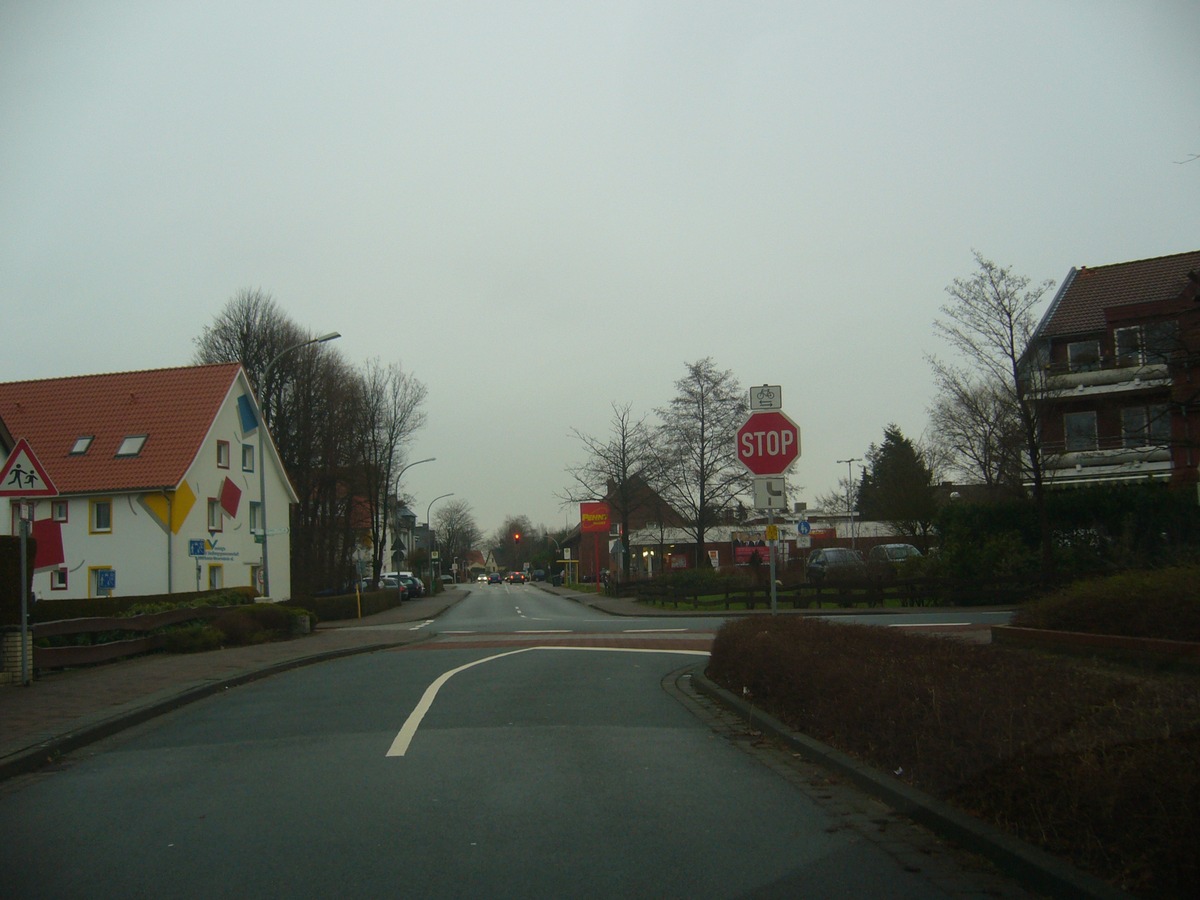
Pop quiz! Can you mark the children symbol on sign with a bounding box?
[6,464,41,489]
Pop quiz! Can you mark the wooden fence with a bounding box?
[33,606,232,669]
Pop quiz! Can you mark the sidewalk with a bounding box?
[0,591,461,782]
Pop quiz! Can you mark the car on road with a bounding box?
[866,543,922,579]
[805,547,866,584]
[506,571,526,584]
[476,573,488,583]
[487,572,502,584]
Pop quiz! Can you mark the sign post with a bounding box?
[736,407,801,616]
[0,438,60,686]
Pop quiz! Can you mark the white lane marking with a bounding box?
[386,645,709,758]
[408,620,436,631]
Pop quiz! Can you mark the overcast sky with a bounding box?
[3,1,1198,538]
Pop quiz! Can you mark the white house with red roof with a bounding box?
[0,363,298,601]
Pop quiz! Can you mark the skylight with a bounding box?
[116,435,147,457]
[70,436,93,455]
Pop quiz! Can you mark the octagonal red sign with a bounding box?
[736,411,800,475]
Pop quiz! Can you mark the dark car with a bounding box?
[396,573,424,598]
[866,543,922,579]
[488,572,502,584]
[805,547,866,584]
[506,571,526,584]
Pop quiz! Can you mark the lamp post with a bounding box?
[257,331,340,599]
[836,457,861,550]
[426,492,453,592]
[392,457,435,571]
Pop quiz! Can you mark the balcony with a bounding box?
[1040,358,1171,400]
[1040,434,1172,485]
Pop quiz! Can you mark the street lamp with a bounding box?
[257,330,340,598]
[836,457,861,550]
[391,456,435,571]
[426,492,454,591]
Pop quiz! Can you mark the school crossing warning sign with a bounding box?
[0,438,59,497]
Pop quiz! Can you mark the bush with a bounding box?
[211,603,294,646]
[164,623,224,653]
[707,612,1200,895]
[1013,566,1200,642]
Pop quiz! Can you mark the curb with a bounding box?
[691,670,1129,900]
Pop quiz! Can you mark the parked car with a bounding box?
[532,569,546,582]
[396,572,424,598]
[866,543,922,579]
[805,547,866,584]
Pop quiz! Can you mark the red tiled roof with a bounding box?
[1039,249,1200,338]
[0,363,246,495]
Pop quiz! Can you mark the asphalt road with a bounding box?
[0,586,1028,898]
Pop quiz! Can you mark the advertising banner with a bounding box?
[580,501,610,533]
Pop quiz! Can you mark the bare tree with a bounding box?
[927,366,1024,491]
[932,251,1055,570]
[653,358,748,568]
[434,499,482,580]
[354,359,429,585]
[561,402,657,579]
[492,515,533,571]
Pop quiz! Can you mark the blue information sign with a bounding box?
[189,539,206,557]
[98,570,117,590]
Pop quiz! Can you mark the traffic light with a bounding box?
[514,532,521,544]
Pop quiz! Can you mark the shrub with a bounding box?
[707,613,1200,895]
[1013,566,1200,642]
[164,623,224,653]
[211,603,294,646]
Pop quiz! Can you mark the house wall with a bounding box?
[16,375,294,602]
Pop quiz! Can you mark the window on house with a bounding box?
[208,564,224,590]
[91,567,115,598]
[51,499,68,523]
[207,498,222,532]
[1123,405,1171,447]
[90,498,113,533]
[1114,327,1141,367]
[242,443,255,472]
[1067,341,1101,372]
[1064,411,1098,452]
[249,501,262,535]
[70,436,94,455]
[1144,321,1179,365]
[51,568,68,591]
[116,435,147,457]
[217,441,230,469]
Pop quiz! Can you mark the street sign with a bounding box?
[737,410,801,475]
[753,476,787,510]
[0,438,58,497]
[749,384,782,410]
[188,540,207,557]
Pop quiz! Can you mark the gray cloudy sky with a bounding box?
[3,1,1198,537]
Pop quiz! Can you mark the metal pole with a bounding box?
[836,457,861,551]
[426,492,453,592]
[19,506,30,686]
[257,331,340,599]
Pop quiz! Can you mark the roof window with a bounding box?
[70,436,94,455]
[116,435,148,457]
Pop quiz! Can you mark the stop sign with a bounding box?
[737,411,800,475]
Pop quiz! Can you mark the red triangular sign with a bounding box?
[0,438,59,497]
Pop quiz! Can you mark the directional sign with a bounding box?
[753,476,787,510]
[0,438,58,497]
[737,410,801,476]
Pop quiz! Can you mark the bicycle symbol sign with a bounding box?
[749,384,782,410]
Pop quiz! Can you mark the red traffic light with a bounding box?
[514,532,521,543]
